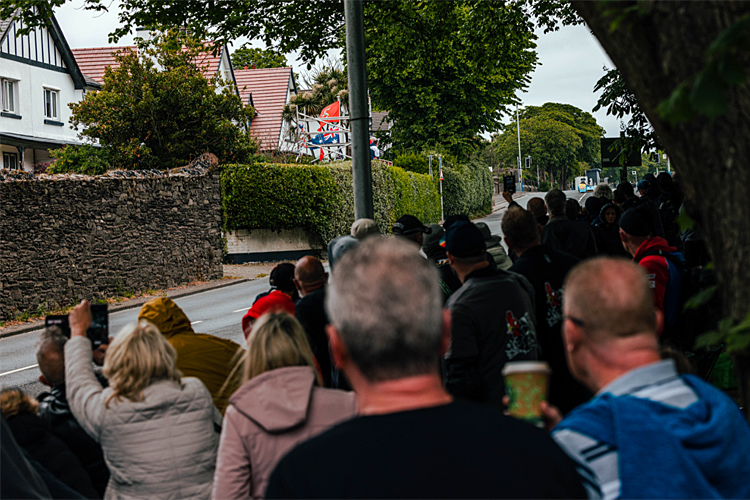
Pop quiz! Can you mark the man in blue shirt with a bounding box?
[547,257,750,499]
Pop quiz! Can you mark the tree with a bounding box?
[68,32,256,170]
[231,45,288,70]
[493,103,604,189]
[571,1,750,420]
[364,1,537,157]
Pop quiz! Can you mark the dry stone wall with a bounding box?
[0,165,223,319]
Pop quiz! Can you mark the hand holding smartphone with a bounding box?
[45,301,110,347]
[503,174,517,194]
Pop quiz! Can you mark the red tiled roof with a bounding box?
[235,67,294,151]
[71,44,225,85]
[71,46,135,84]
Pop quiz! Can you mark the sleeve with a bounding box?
[64,337,107,442]
[212,409,253,500]
[444,306,482,401]
[639,258,668,314]
[587,227,599,256]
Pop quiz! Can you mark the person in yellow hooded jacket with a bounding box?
[138,297,244,415]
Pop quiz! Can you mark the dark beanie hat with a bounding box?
[443,214,471,231]
[619,207,651,237]
[444,221,486,258]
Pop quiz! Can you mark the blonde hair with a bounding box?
[243,312,322,386]
[0,389,39,418]
[103,320,182,408]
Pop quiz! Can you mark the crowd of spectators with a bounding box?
[2,174,749,500]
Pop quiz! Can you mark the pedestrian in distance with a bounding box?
[542,189,598,259]
[139,297,244,415]
[243,290,296,339]
[422,223,463,304]
[392,214,432,248]
[254,263,299,305]
[65,300,220,499]
[544,258,750,499]
[474,221,513,271]
[212,312,356,499]
[264,238,586,499]
[593,203,629,257]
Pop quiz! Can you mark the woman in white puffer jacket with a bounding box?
[65,300,220,500]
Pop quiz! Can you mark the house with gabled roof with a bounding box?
[234,67,297,152]
[0,9,99,172]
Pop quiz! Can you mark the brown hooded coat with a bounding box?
[138,297,243,414]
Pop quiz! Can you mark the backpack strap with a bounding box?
[636,248,686,269]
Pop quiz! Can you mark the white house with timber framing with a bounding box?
[0,10,98,172]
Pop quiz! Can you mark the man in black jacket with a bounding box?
[36,328,110,497]
[444,221,538,410]
[542,189,598,259]
[502,207,592,414]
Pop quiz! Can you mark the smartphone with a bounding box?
[45,315,71,338]
[503,174,516,194]
[44,303,109,346]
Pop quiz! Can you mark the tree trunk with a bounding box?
[572,1,750,421]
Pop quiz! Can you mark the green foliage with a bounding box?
[48,145,110,175]
[696,312,750,355]
[658,14,750,124]
[231,45,288,69]
[66,31,256,171]
[393,153,429,175]
[441,157,493,218]
[493,103,603,189]
[365,0,537,158]
[282,63,347,123]
[221,160,440,243]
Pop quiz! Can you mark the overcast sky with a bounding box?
[56,1,623,136]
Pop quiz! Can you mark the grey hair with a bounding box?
[36,327,68,386]
[325,238,443,382]
[593,184,614,200]
[544,188,567,217]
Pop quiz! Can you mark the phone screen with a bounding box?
[503,175,516,194]
[88,304,109,346]
[45,315,71,338]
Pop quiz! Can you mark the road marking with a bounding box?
[190,321,203,325]
[232,307,251,313]
[0,364,38,378]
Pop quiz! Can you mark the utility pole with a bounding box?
[344,0,373,219]
[439,156,445,222]
[516,104,523,192]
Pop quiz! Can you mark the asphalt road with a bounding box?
[0,188,591,396]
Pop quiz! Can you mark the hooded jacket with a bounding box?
[593,203,628,257]
[138,297,243,414]
[212,366,357,499]
[632,237,683,327]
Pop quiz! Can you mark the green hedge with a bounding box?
[222,161,441,243]
[440,158,493,218]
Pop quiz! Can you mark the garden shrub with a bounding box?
[48,145,111,176]
[393,152,429,175]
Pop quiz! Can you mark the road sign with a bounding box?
[601,138,642,167]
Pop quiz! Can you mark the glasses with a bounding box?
[563,315,585,328]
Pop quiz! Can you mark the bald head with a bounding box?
[564,257,657,342]
[526,198,547,219]
[294,256,328,295]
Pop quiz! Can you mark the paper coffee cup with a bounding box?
[502,361,551,427]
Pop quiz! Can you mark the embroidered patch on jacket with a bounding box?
[505,310,537,359]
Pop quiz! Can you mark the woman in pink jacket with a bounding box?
[212,312,357,499]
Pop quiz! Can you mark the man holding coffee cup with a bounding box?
[546,257,750,499]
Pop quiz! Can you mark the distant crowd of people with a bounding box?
[2,172,749,500]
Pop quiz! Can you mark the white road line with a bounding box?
[0,364,38,377]
[190,321,203,325]
[232,307,251,313]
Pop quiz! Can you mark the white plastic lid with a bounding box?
[502,361,551,376]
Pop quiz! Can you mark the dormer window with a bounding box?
[2,79,17,113]
[44,88,59,119]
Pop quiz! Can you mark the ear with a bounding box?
[39,375,50,387]
[326,324,348,370]
[503,236,512,250]
[293,278,302,292]
[440,309,452,356]
[446,252,455,267]
[654,307,665,337]
[562,316,582,354]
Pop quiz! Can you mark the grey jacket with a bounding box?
[65,336,220,500]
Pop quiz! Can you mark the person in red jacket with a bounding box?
[619,206,684,333]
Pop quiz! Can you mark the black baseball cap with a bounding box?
[393,215,432,236]
[444,221,486,258]
[269,263,295,290]
[619,207,652,237]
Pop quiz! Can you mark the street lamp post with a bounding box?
[516,104,523,192]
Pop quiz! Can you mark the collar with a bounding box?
[548,215,569,223]
[598,359,677,396]
[465,264,496,281]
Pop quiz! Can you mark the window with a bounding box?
[44,88,58,119]
[3,152,19,170]
[2,79,16,113]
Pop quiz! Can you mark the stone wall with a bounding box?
[0,165,223,319]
